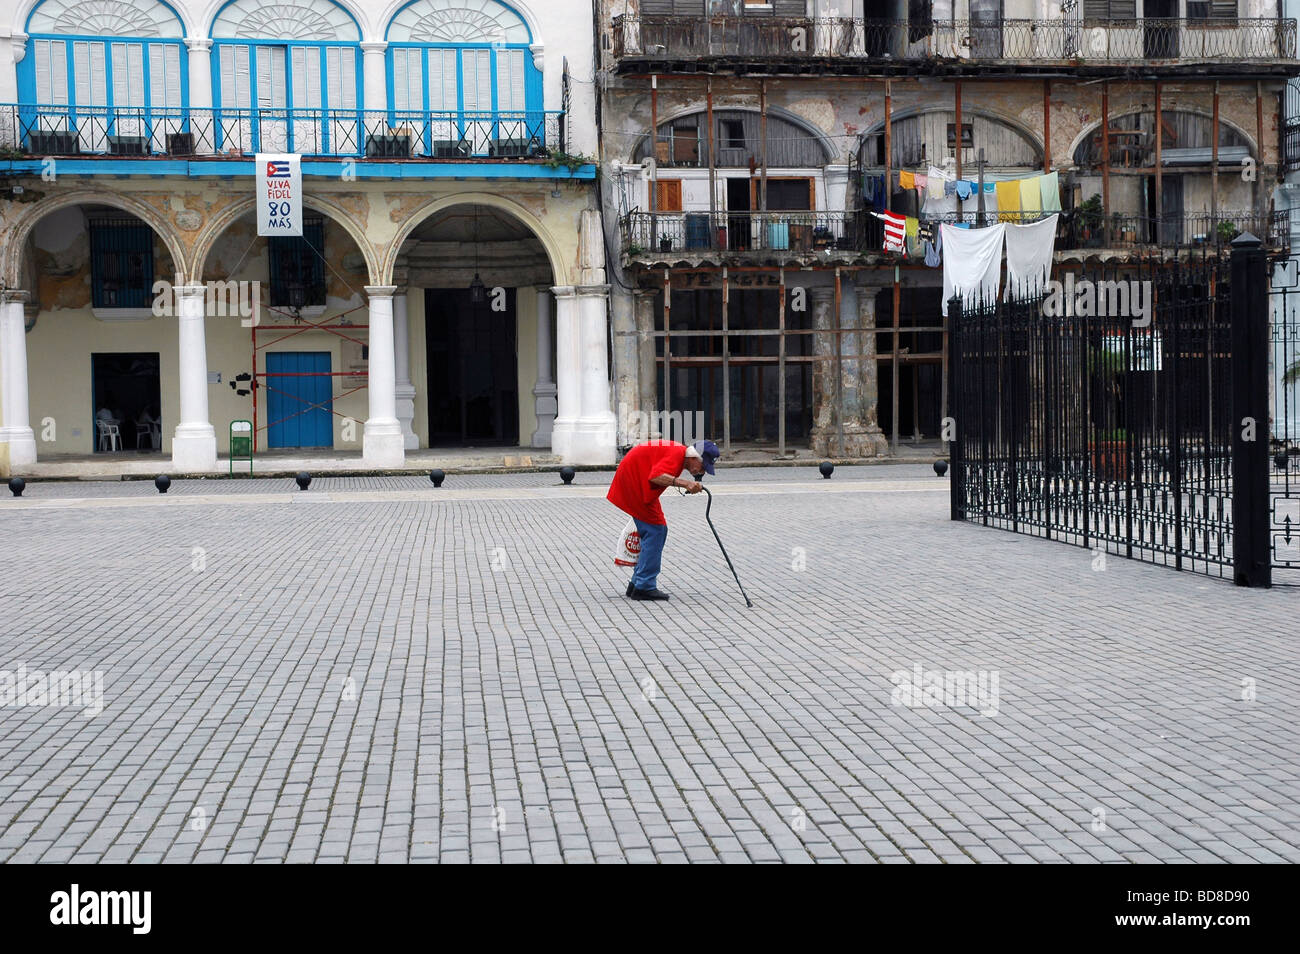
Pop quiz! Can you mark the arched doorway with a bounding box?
[398,202,555,448]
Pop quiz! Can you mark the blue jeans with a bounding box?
[632,519,667,591]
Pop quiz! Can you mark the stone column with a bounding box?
[530,287,557,447]
[185,39,212,143]
[808,286,837,456]
[172,284,217,472]
[850,283,889,457]
[574,284,617,464]
[392,290,417,450]
[634,288,659,439]
[363,285,404,467]
[550,286,580,461]
[360,41,388,115]
[0,291,36,466]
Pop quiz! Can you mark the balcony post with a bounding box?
[531,287,557,448]
[361,41,388,115]
[550,286,579,461]
[0,290,36,467]
[393,289,417,450]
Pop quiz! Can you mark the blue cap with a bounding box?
[690,439,721,475]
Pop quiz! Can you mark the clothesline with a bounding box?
[866,167,1064,221]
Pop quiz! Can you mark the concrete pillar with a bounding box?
[575,284,616,464]
[849,284,889,457]
[363,285,404,467]
[809,286,837,455]
[393,290,417,450]
[609,283,639,448]
[550,286,579,461]
[634,288,659,439]
[172,284,217,472]
[185,38,212,118]
[0,291,36,467]
[530,287,557,447]
[360,41,388,115]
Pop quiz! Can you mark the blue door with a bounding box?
[266,352,333,448]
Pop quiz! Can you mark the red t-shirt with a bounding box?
[606,441,688,525]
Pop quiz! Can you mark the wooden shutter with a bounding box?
[1211,1,1237,17]
[656,179,683,211]
[427,48,457,111]
[326,47,356,110]
[290,46,320,110]
[149,45,182,110]
[392,48,421,111]
[1084,1,1136,16]
[496,49,525,112]
[111,43,145,108]
[462,49,491,113]
[74,41,107,107]
[35,39,70,104]
[257,46,286,109]
[220,44,252,109]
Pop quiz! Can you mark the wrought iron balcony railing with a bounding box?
[0,105,566,160]
[621,209,1290,257]
[612,16,1297,67]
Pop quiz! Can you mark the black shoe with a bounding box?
[626,581,635,597]
[630,588,670,601]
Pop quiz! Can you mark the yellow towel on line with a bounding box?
[996,179,1022,223]
[900,171,915,190]
[1019,176,1042,216]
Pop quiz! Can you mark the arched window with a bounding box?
[21,0,187,154]
[385,0,541,157]
[211,0,362,155]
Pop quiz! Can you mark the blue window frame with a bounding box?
[19,0,188,154]
[385,0,543,157]
[210,0,363,155]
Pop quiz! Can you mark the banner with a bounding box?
[256,154,302,237]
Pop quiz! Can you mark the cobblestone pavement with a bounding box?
[0,472,1295,863]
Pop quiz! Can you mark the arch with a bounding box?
[630,104,837,166]
[859,105,1045,168]
[210,0,362,40]
[381,192,569,287]
[378,0,542,47]
[3,189,188,288]
[386,0,530,43]
[25,0,186,36]
[190,193,380,286]
[1066,108,1257,167]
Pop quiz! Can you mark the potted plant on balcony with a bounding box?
[1216,219,1240,245]
[1078,194,1104,247]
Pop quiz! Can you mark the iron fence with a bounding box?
[0,105,564,159]
[949,240,1280,585]
[613,16,1297,65]
[624,210,858,255]
[1269,258,1300,575]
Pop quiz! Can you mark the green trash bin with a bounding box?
[230,420,253,475]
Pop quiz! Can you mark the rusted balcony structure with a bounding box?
[612,16,1299,76]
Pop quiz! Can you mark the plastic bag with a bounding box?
[614,518,641,567]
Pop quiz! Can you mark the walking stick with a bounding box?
[701,486,753,608]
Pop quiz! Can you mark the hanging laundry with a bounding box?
[890,188,919,218]
[1019,176,1043,217]
[941,222,1006,316]
[1004,214,1059,299]
[983,181,996,194]
[927,166,947,200]
[924,226,942,268]
[1039,171,1062,213]
[944,180,957,197]
[872,210,907,252]
[995,180,1022,223]
[863,174,885,211]
[899,170,915,190]
[923,192,957,218]
[954,179,974,201]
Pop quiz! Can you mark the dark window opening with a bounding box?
[89,218,154,309]
[269,216,326,308]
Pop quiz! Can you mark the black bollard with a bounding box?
[295,472,312,491]
[933,459,949,477]
[154,475,171,494]
[560,466,576,485]
[430,469,445,487]
[8,477,25,497]
[819,461,834,479]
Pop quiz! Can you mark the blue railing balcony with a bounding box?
[0,104,566,160]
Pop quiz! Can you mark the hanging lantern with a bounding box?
[469,273,487,306]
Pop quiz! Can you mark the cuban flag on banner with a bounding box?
[256,153,302,237]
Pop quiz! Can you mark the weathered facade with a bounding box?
[598,0,1298,458]
[0,0,615,475]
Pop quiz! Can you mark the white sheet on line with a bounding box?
[1004,213,1059,299]
[941,222,1005,316]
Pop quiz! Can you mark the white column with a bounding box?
[530,287,557,447]
[571,284,616,465]
[549,286,580,461]
[360,42,388,115]
[0,292,36,467]
[393,290,417,450]
[363,285,404,467]
[172,284,217,472]
[186,38,212,110]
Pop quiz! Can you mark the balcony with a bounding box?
[620,209,1290,262]
[0,105,566,162]
[611,16,1298,75]
[623,210,859,260]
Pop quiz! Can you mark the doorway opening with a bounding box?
[425,288,519,445]
[91,352,161,452]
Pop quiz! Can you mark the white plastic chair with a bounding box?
[136,422,152,449]
[97,420,121,451]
